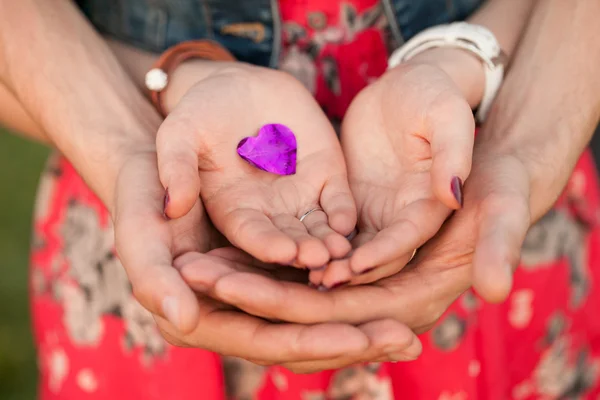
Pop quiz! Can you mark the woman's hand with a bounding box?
[309,58,476,287]
[157,64,356,269]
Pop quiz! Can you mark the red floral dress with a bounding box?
[30,1,600,399]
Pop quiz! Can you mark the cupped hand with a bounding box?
[156,63,355,269]
[178,130,540,343]
[310,61,475,287]
[112,147,421,373]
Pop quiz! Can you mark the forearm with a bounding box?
[0,82,46,142]
[0,0,160,209]
[409,0,535,108]
[0,39,164,144]
[481,0,600,218]
[0,37,234,145]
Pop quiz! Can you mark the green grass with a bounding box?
[0,130,49,399]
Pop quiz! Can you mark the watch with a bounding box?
[388,22,507,123]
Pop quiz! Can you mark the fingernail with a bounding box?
[382,345,406,354]
[387,351,419,362]
[345,228,358,241]
[360,267,376,275]
[450,176,463,208]
[317,285,329,292]
[387,339,422,362]
[329,280,350,289]
[162,296,180,329]
[163,188,171,220]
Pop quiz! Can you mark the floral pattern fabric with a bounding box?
[31,1,600,399]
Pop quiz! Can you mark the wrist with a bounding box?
[408,47,485,109]
[162,59,238,114]
[55,94,160,214]
[477,91,596,222]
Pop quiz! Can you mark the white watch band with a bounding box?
[388,22,506,123]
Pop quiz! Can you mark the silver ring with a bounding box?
[409,248,417,262]
[299,207,323,222]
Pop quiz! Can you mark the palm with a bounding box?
[335,74,459,282]
[177,149,535,336]
[114,156,410,368]
[157,66,355,269]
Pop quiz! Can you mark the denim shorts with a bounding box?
[76,0,484,68]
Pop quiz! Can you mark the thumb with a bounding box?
[470,156,531,303]
[428,99,475,209]
[114,154,200,333]
[156,110,203,219]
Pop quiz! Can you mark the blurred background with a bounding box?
[0,129,48,399]
[1,125,600,399]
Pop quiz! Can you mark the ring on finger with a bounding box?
[299,207,324,222]
[409,248,417,262]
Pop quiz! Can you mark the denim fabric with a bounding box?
[76,0,483,67]
[384,0,483,44]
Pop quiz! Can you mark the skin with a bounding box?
[156,0,535,287]
[180,0,600,373]
[0,0,419,363]
[311,0,535,286]
[3,0,592,375]
[157,64,356,269]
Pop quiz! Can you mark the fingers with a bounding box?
[156,111,203,219]
[350,199,448,274]
[155,308,371,363]
[180,242,463,330]
[428,98,475,210]
[281,319,422,373]
[300,209,352,260]
[180,251,274,295]
[272,214,330,268]
[320,174,358,236]
[318,259,353,289]
[180,254,334,323]
[114,155,200,334]
[224,208,298,264]
[471,164,531,303]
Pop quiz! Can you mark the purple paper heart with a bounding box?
[237,123,297,176]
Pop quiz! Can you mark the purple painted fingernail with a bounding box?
[163,188,171,220]
[329,280,350,289]
[345,228,358,241]
[451,176,463,208]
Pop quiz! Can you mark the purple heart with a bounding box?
[237,123,297,176]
